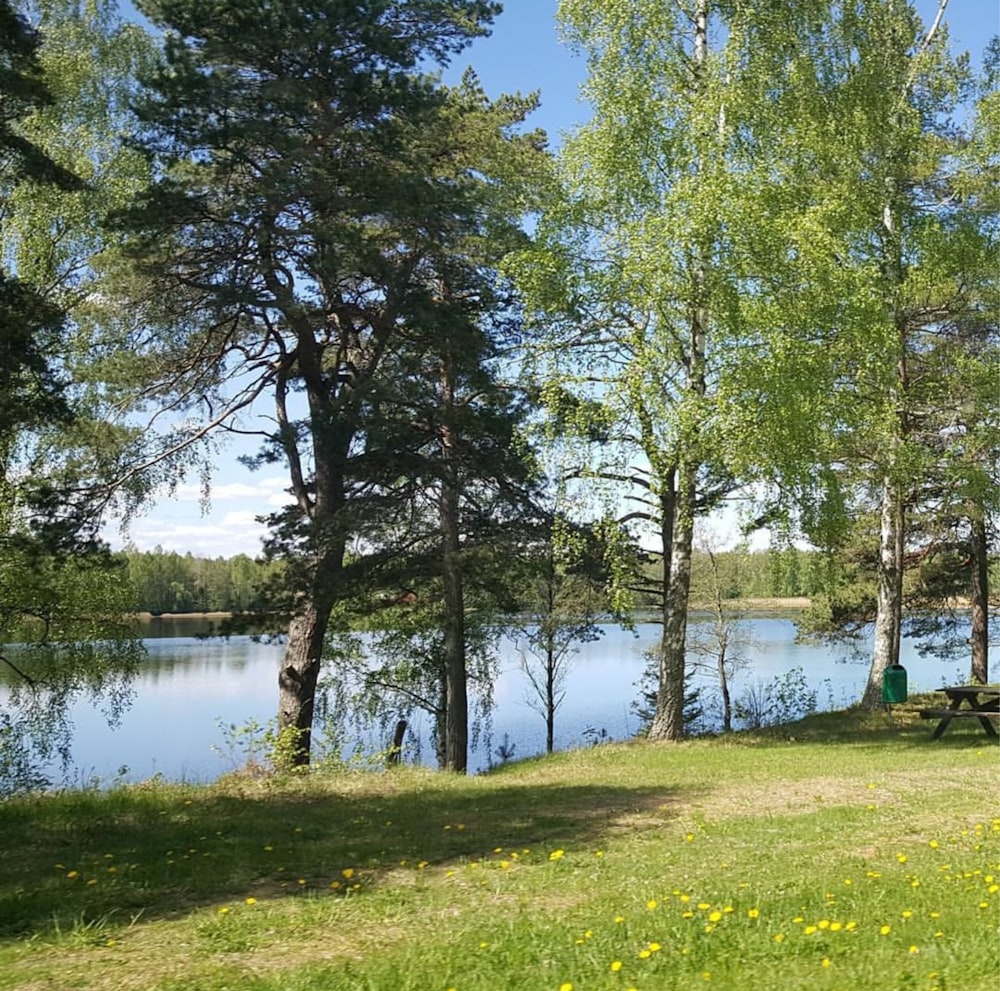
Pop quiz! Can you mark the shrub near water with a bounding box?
[0,705,997,991]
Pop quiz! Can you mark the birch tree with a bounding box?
[517,0,785,741]
[719,0,995,703]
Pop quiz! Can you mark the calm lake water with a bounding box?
[42,615,980,785]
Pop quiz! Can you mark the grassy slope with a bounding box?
[1,698,997,991]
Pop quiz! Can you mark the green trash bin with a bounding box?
[882,664,907,704]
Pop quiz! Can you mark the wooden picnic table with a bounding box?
[919,685,1000,740]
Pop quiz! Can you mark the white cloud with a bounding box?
[166,477,287,502]
[221,510,266,527]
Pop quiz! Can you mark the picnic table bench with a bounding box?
[919,685,999,740]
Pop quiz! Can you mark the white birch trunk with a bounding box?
[863,477,904,706]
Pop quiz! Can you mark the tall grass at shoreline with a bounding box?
[1,698,997,991]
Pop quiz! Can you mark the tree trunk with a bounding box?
[863,477,904,707]
[718,642,732,733]
[969,511,989,684]
[543,644,554,752]
[277,590,336,767]
[439,363,468,773]
[648,463,697,741]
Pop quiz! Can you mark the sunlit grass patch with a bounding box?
[0,708,996,991]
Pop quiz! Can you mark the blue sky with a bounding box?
[111,0,998,558]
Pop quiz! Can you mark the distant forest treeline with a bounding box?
[122,544,851,615]
[121,548,283,614]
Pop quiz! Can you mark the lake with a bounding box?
[43,615,979,785]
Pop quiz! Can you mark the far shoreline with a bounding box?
[135,598,817,623]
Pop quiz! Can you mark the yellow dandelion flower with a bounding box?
[773,933,785,943]
[896,854,908,864]
[559,983,573,991]
[614,915,625,923]
[649,942,661,952]
[901,910,912,919]
[611,960,623,972]
[647,899,658,910]
[479,941,489,949]
[217,906,229,914]
[909,946,919,954]
[245,897,257,905]
[697,902,711,910]
[638,949,651,959]
[342,868,354,879]
[880,925,891,935]
[829,922,843,932]
[418,861,429,869]
[66,871,79,879]
[928,840,939,849]
[748,908,760,919]
[708,911,722,923]
[804,925,818,935]
[821,958,831,968]
[549,849,565,861]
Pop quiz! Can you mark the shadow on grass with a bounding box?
[0,774,698,939]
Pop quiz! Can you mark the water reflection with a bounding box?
[21,615,981,786]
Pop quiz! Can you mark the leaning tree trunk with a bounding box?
[863,477,905,707]
[969,511,989,684]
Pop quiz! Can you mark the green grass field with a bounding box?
[1,698,997,991]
